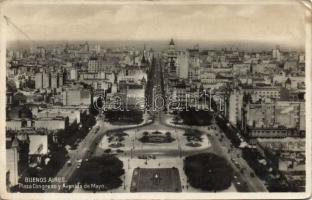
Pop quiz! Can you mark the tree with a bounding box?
[104,110,143,124]
[180,108,213,125]
[242,148,268,179]
[184,153,233,191]
[89,97,102,116]
[78,155,125,191]
[165,132,171,137]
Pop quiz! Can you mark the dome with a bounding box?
[169,38,175,46]
[285,78,291,84]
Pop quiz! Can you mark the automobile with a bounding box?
[236,181,241,185]
[67,160,72,166]
[138,155,147,159]
[69,147,76,150]
[84,158,89,162]
[77,164,81,169]
[233,175,238,179]
[116,149,124,153]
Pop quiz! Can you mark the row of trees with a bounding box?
[58,111,96,147]
[7,78,35,92]
[89,97,144,125]
[104,110,143,125]
[178,108,213,126]
[242,148,291,192]
[216,115,292,192]
[215,115,241,147]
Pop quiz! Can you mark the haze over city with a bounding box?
[3,2,306,50]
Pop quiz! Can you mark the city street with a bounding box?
[46,55,267,193]
[45,113,153,192]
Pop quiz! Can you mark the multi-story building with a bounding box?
[229,89,243,126]
[35,72,50,89]
[242,85,280,102]
[62,89,91,106]
[35,72,42,89]
[37,108,81,124]
[50,73,58,89]
[42,72,49,89]
[245,101,305,143]
[34,118,66,130]
[6,147,19,188]
[176,51,189,79]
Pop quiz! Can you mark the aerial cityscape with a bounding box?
[3,2,308,196]
[5,38,306,193]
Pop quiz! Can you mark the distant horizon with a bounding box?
[6,39,305,52]
[3,3,306,51]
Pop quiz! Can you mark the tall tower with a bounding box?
[169,38,175,50]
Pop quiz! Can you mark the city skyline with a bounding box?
[6,39,306,51]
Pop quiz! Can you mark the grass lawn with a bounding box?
[130,168,182,192]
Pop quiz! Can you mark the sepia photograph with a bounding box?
[0,0,311,199]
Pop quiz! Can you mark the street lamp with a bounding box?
[123,174,126,190]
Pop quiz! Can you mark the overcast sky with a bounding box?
[2,1,308,48]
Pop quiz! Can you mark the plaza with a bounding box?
[73,115,238,193]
